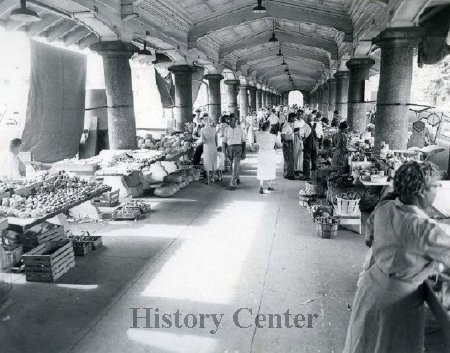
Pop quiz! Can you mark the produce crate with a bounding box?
[21,223,65,252]
[336,195,361,215]
[314,217,340,239]
[72,241,93,256]
[112,206,144,221]
[22,240,75,282]
[1,245,23,270]
[68,232,103,256]
[92,189,120,207]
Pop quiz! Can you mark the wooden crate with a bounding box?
[113,206,144,220]
[22,240,75,282]
[21,223,65,252]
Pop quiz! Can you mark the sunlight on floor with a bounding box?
[140,201,267,305]
[127,329,217,353]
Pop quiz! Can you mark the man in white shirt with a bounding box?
[268,109,280,135]
[0,138,26,180]
[223,115,246,189]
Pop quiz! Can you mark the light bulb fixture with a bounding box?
[284,67,289,73]
[277,43,283,56]
[281,57,287,66]
[252,0,267,14]
[10,0,40,22]
[268,20,278,42]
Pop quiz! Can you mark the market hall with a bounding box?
[0,1,450,353]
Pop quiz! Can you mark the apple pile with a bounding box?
[0,172,109,219]
[137,133,193,159]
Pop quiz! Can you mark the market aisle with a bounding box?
[0,152,368,353]
[66,152,367,353]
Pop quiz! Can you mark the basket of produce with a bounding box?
[369,174,389,184]
[314,216,340,239]
[336,192,361,215]
[298,189,317,207]
[67,231,103,256]
[112,206,144,220]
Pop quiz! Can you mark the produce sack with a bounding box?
[154,183,180,198]
[149,162,168,183]
[160,161,178,174]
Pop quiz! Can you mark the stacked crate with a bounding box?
[22,240,75,282]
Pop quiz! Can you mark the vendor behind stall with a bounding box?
[331,121,349,169]
[343,160,450,353]
[0,138,26,180]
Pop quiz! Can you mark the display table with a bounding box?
[7,186,111,233]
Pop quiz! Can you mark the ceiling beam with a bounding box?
[0,0,19,18]
[188,1,352,47]
[64,26,91,46]
[45,20,78,42]
[78,32,99,50]
[220,30,338,60]
[265,72,317,82]
[235,45,329,69]
[27,14,63,37]
[248,56,323,73]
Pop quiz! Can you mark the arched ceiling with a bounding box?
[0,0,445,94]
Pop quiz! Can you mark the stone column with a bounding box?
[225,79,240,115]
[256,88,263,110]
[310,91,316,109]
[264,90,270,108]
[168,65,197,131]
[90,41,138,149]
[317,86,323,112]
[335,71,350,120]
[204,74,223,124]
[322,84,329,115]
[346,57,375,133]
[283,92,289,106]
[373,28,420,152]
[248,85,257,112]
[327,78,336,118]
[239,85,249,119]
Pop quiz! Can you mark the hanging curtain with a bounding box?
[22,40,86,162]
[154,67,174,108]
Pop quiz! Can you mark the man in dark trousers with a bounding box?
[302,115,319,180]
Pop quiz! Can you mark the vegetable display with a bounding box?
[0,172,109,219]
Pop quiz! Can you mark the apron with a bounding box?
[343,263,425,353]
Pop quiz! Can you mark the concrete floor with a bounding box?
[0,152,445,353]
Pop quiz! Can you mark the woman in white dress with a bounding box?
[200,118,218,185]
[256,120,277,194]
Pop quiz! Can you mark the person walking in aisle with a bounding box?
[302,115,319,180]
[293,110,310,176]
[256,121,278,194]
[200,118,218,185]
[281,113,296,180]
[223,116,246,190]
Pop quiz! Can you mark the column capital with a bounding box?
[204,73,224,81]
[334,70,350,78]
[169,65,198,74]
[248,85,257,91]
[373,27,423,48]
[224,79,240,86]
[327,78,336,83]
[346,57,375,70]
[90,41,138,58]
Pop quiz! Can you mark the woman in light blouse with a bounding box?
[343,160,450,353]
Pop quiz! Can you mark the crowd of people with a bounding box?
[192,104,347,193]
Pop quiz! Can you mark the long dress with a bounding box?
[331,131,348,168]
[256,131,277,181]
[200,127,217,172]
[343,198,450,353]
